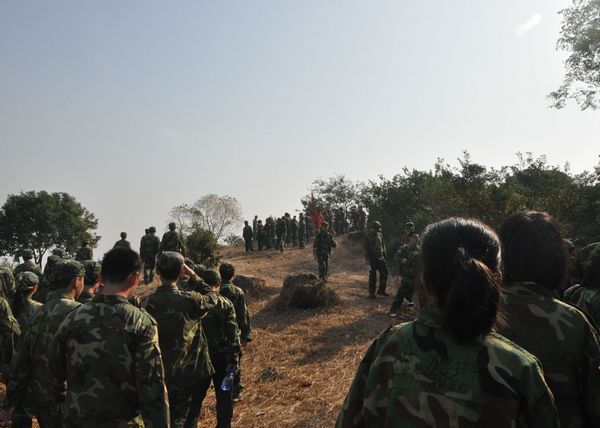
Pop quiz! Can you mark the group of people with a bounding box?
[242,213,314,253]
[337,211,600,427]
[0,225,252,428]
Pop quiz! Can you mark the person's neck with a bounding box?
[160,277,178,287]
[103,283,131,298]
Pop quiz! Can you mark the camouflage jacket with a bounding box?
[159,231,186,255]
[113,239,132,250]
[564,286,600,328]
[0,297,20,368]
[0,268,16,302]
[14,260,42,278]
[140,234,161,262]
[202,293,241,364]
[15,298,42,331]
[363,230,386,260]
[7,293,80,417]
[75,246,93,261]
[497,281,600,428]
[220,282,252,343]
[395,244,420,279]
[298,218,306,233]
[76,290,95,304]
[142,283,218,383]
[51,295,170,428]
[313,229,337,256]
[336,309,559,428]
[276,218,287,237]
[243,225,253,239]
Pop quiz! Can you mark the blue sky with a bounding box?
[1,1,598,256]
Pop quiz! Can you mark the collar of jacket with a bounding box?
[156,284,179,292]
[414,308,445,329]
[503,281,554,298]
[91,294,130,304]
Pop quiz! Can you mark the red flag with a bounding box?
[309,192,324,229]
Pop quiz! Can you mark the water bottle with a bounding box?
[220,369,235,392]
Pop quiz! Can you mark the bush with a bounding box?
[223,234,244,246]
[186,227,218,264]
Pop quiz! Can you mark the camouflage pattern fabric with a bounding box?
[336,308,560,428]
[75,246,93,261]
[220,282,252,343]
[497,281,600,428]
[202,294,241,364]
[113,238,132,250]
[51,294,170,428]
[0,267,16,302]
[159,230,186,255]
[314,229,337,279]
[13,260,42,278]
[391,243,421,309]
[15,298,42,331]
[140,233,161,263]
[7,293,81,422]
[363,230,386,260]
[0,296,20,369]
[76,290,95,304]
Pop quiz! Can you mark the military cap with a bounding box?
[149,226,156,233]
[82,260,102,285]
[371,221,382,230]
[201,269,221,287]
[219,262,235,278]
[16,272,40,292]
[404,221,415,229]
[52,248,65,257]
[54,260,85,282]
[582,243,600,269]
[21,249,34,259]
[46,254,61,265]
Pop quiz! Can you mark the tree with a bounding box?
[550,0,600,109]
[192,194,243,240]
[301,174,362,216]
[186,227,218,264]
[168,204,203,236]
[0,191,99,264]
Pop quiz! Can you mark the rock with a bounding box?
[278,272,339,309]
[233,275,265,295]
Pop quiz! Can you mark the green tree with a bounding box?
[301,174,362,216]
[186,227,218,264]
[0,191,99,264]
[550,0,600,109]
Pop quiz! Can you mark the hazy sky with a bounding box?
[1,1,598,257]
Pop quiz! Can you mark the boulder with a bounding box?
[278,272,339,309]
[233,275,265,295]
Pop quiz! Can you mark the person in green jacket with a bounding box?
[337,217,559,428]
[564,242,600,327]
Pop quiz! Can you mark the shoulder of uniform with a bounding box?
[133,305,159,327]
[487,332,542,366]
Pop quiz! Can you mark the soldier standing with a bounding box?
[113,232,132,249]
[0,265,16,303]
[256,220,264,251]
[13,249,42,278]
[276,216,287,253]
[243,221,253,253]
[140,226,161,284]
[75,240,93,261]
[298,213,306,249]
[389,231,420,317]
[77,260,102,304]
[12,272,42,328]
[159,222,187,255]
[252,215,258,241]
[313,222,337,281]
[363,221,389,299]
[290,216,299,247]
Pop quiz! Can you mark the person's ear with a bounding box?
[129,272,139,287]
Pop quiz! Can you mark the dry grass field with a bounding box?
[1,235,418,427]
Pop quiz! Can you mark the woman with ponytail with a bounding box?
[498,211,600,428]
[336,218,558,428]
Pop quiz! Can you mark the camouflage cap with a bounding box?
[582,243,600,270]
[404,221,415,229]
[371,221,382,230]
[16,272,40,291]
[54,260,85,283]
[52,248,66,257]
[21,249,33,259]
[201,269,221,287]
[149,226,156,233]
[82,260,102,285]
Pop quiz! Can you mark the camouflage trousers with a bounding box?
[390,278,415,312]
[167,379,194,428]
[368,257,388,292]
[317,253,330,280]
[298,232,305,248]
[143,259,156,284]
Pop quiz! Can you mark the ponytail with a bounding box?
[10,290,26,319]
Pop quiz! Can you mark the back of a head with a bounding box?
[120,232,127,239]
[101,248,142,285]
[82,260,102,286]
[500,211,567,290]
[582,243,600,289]
[149,226,156,234]
[157,251,184,281]
[219,262,236,282]
[421,217,502,344]
[169,222,176,231]
[202,269,221,287]
[54,260,86,289]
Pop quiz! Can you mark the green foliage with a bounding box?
[0,191,99,264]
[185,227,218,264]
[223,234,244,246]
[301,174,363,215]
[171,194,242,240]
[550,0,600,109]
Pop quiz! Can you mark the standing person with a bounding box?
[243,221,253,253]
[159,222,187,255]
[290,216,299,247]
[565,242,600,326]
[336,218,560,428]
[77,260,102,304]
[219,262,252,401]
[0,265,16,302]
[140,226,161,284]
[142,252,218,428]
[51,248,170,428]
[389,231,420,317]
[298,213,306,249]
[184,270,241,428]
[13,249,42,278]
[113,232,131,249]
[497,211,600,428]
[276,216,287,253]
[7,260,84,427]
[252,215,258,241]
[75,240,93,261]
[313,222,337,281]
[363,221,389,299]
[11,272,42,328]
[256,220,264,251]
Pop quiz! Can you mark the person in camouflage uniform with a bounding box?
[298,213,306,249]
[565,242,600,326]
[74,240,93,261]
[276,216,287,253]
[337,218,560,428]
[219,262,252,400]
[159,222,187,255]
[313,221,337,281]
[185,269,241,428]
[0,295,20,371]
[256,220,265,251]
[290,216,299,247]
[13,249,42,278]
[389,231,420,316]
[113,232,132,249]
[11,272,42,329]
[77,260,102,304]
[497,211,600,428]
[7,259,84,427]
[37,248,65,302]
[142,251,218,428]
[243,221,253,253]
[363,221,389,298]
[140,226,161,284]
[0,265,16,302]
[50,248,170,428]
[252,215,258,240]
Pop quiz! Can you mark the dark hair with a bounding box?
[120,232,127,239]
[219,262,236,282]
[202,269,221,287]
[101,248,142,284]
[157,251,184,281]
[421,218,502,344]
[500,211,568,290]
[11,291,27,319]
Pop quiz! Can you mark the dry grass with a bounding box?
[1,236,418,427]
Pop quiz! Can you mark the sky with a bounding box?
[1,0,599,257]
